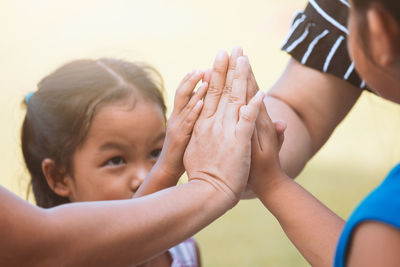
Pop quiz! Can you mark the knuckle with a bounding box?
[207,84,222,96]
[235,68,247,79]
[228,95,244,105]
[240,109,252,122]
[228,63,236,71]
[185,102,194,112]
[241,113,252,122]
[222,85,232,95]
[213,61,228,74]
[183,117,195,129]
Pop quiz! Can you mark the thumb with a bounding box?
[273,120,287,150]
[236,91,264,141]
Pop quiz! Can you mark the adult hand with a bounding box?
[217,51,286,199]
[184,51,264,205]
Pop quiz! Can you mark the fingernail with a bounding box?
[231,46,243,57]
[216,50,226,59]
[194,99,203,111]
[236,56,247,67]
[255,90,264,100]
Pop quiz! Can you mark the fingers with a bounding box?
[236,90,264,141]
[246,62,260,104]
[251,123,260,154]
[223,56,250,128]
[176,81,208,136]
[215,46,243,118]
[254,100,287,152]
[254,100,271,147]
[226,47,244,94]
[201,50,229,118]
[181,100,204,135]
[173,70,204,115]
[203,68,212,84]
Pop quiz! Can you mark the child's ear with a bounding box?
[41,158,73,198]
[367,6,400,68]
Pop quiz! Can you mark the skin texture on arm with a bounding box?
[248,97,345,267]
[254,174,345,267]
[346,221,400,267]
[0,180,230,267]
[266,58,362,177]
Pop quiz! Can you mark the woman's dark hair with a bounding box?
[22,58,166,208]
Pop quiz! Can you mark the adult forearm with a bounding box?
[264,59,361,178]
[47,180,231,267]
[0,182,232,267]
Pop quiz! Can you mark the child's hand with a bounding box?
[157,70,209,180]
[135,71,208,198]
[248,99,287,196]
[233,57,287,196]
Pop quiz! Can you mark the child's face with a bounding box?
[66,100,165,202]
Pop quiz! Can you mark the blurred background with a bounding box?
[1,0,400,266]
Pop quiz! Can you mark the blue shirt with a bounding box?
[334,163,400,267]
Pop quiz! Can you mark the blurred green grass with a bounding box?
[1,1,400,266]
[196,163,385,266]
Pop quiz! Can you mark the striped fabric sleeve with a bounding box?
[281,0,366,89]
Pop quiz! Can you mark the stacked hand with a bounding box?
[184,49,264,204]
[142,46,285,203]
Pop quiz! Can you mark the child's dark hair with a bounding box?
[22,58,166,208]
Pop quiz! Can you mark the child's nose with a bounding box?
[130,166,148,192]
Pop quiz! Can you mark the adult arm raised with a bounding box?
[266,58,362,177]
[0,52,262,267]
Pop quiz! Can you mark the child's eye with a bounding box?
[150,149,162,159]
[105,156,126,166]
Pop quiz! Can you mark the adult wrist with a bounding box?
[188,171,241,208]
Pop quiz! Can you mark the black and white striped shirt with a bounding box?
[282,0,366,89]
